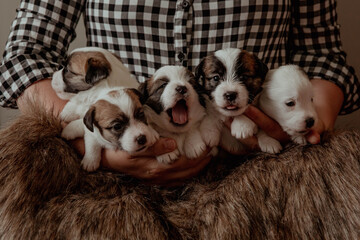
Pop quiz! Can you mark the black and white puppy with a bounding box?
[257,65,318,153]
[62,87,159,171]
[195,48,268,153]
[52,47,139,122]
[140,66,218,164]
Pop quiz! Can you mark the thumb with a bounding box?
[306,129,321,144]
[147,138,177,156]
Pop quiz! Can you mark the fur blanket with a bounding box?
[0,107,359,240]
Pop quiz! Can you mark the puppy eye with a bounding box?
[112,123,124,131]
[157,83,167,91]
[135,110,146,121]
[239,75,249,81]
[311,98,314,102]
[286,101,295,107]
[212,75,220,81]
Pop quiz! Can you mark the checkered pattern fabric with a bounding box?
[1,0,358,114]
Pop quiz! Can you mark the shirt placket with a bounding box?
[173,0,192,67]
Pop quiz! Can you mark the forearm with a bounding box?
[16,78,68,116]
[311,79,344,130]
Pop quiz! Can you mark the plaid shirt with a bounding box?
[0,0,358,114]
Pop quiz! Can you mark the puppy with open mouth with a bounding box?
[257,65,318,153]
[61,87,159,171]
[140,66,218,164]
[195,48,268,153]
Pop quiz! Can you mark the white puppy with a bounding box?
[139,66,219,164]
[195,48,268,154]
[257,65,318,153]
[52,47,139,122]
[62,87,159,171]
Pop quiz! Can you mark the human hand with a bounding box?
[71,136,212,186]
[224,105,290,153]
[305,79,344,144]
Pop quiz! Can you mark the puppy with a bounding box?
[52,47,139,122]
[140,66,218,164]
[195,48,268,153]
[257,65,318,153]
[62,87,159,171]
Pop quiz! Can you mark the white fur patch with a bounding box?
[145,66,217,163]
[257,65,318,153]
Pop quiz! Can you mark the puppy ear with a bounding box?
[194,60,205,87]
[188,76,207,108]
[85,58,110,85]
[83,106,96,132]
[126,88,146,105]
[254,56,269,81]
[138,80,149,103]
[245,56,269,103]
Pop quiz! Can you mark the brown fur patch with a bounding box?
[68,51,111,76]
[0,102,359,239]
[91,100,128,143]
[125,88,142,109]
[107,90,121,98]
[239,50,256,74]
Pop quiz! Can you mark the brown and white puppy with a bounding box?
[195,48,268,153]
[257,65,318,153]
[52,47,139,122]
[52,46,139,99]
[140,66,218,164]
[61,87,159,171]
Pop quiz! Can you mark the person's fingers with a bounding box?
[134,137,177,157]
[305,118,324,144]
[236,136,259,152]
[145,147,212,175]
[306,130,321,144]
[224,117,233,129]
[145,155,213,186]
[245,105,289,143]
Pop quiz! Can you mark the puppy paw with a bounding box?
[209,147,219,157]
[202,129,220,148]
[61,120,85,140]
[81,156,100,172]
[156,149,180,164]
[292,135,307,145]
[148,127,160,145]
[185,140,207,159]
[200,118,221,147]
[231,116,257,139]
[258,135,282,154]
[60,110,81,122]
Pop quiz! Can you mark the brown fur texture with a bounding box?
[0,104,359,239]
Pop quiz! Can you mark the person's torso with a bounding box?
[84,0,291,82]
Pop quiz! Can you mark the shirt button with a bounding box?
[177,52,185,61]
[182,0,190,9]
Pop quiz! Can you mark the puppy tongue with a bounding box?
[172,101,188,124]
[226,105,237,110]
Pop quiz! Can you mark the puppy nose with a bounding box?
[136,135,147,145]
[176,86,187,94]
[305,117,315,128]
[224,92,237,101]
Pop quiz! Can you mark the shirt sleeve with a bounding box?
[290,0,359,114]
[0,0,85,108]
